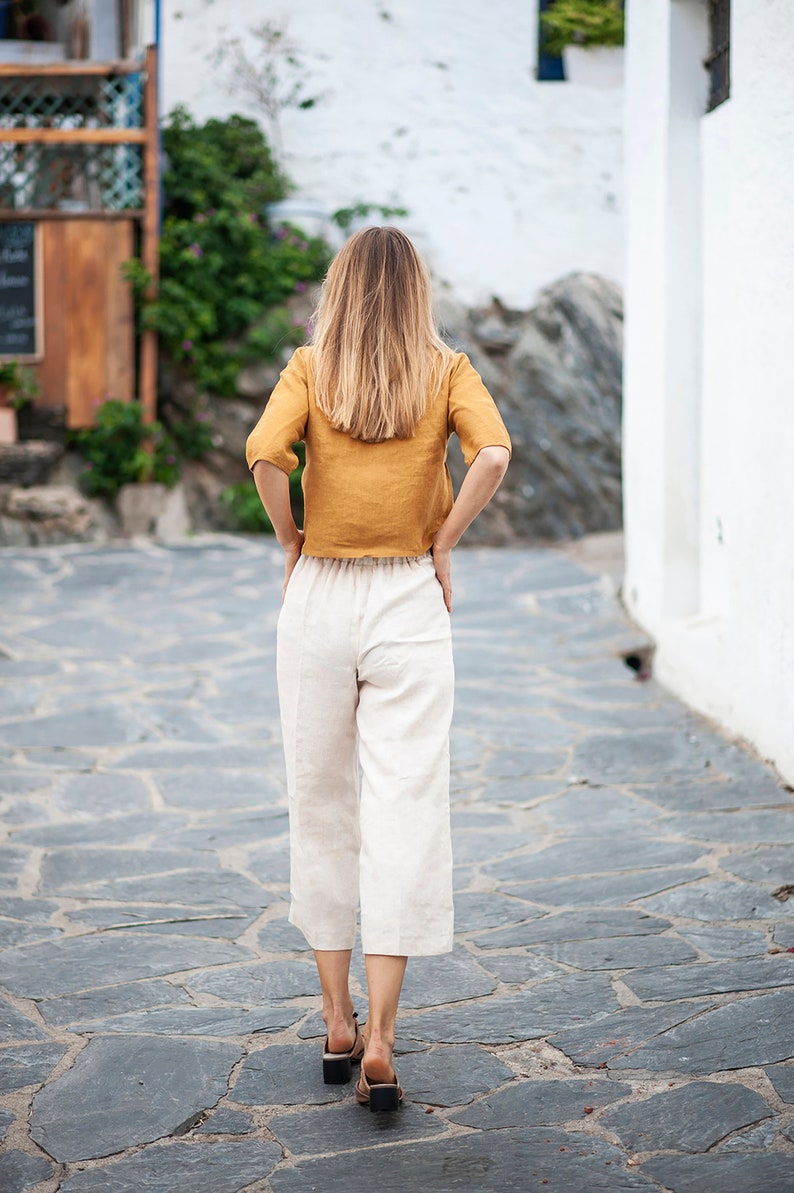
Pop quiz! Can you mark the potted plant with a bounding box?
[540,0,625,87]
[0,360,39,445]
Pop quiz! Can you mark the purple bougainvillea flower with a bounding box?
[295,281,306,292]
[196,411,209,422]
[189,243,203,258]
[166,454,176,465]
[181,339,193,351]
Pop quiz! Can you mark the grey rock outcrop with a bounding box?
[0,485,111,546]
[442,273,623,542]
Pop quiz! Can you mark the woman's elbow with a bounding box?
[475,445,511,479]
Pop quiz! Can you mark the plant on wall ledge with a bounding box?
[540,0,624,57]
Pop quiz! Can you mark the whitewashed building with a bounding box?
[622,0,794,783]
[156,0,624,308]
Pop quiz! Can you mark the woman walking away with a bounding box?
[246,226,511,1112]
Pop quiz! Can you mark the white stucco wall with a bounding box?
[623,0,794,783]
[156,0,623,307]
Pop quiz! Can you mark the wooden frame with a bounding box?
[0,220,44,363]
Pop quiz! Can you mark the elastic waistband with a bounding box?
[302,552,432,568]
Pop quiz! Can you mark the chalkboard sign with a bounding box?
[0,222,40,359]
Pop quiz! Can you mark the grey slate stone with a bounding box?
[0,1044,67,1093]
[59,1140,282,1193]
[601,1081,772,1153]
[87,868,274,907]
[195,1107,255,1134]
[269,1126,655,1193]
[623,956,794,1002]
[111,744,272,770]
[38,979,192,1026]
[0,705,147,747]
[186,959,320,1003]
[31,1035,244,1162]
[62,903,255,938]
[38,846,213,893]
[765,1063,794,1103]
[640,1154,794,1193]
[52,771,151,816]
[0,934,254,998]
[453,891,544,931]
[722,845,794,884]
[153,767,284,810]
[0,1002,50,1042]
[0,845,30,875]
[399,949,498,1008]
[478,954,564,984]
[393,1045,515,1107]
[482,749,568,779]
[608,990,794,1074]
[677,926,768,959]
[0,921,62,947]
[536,787,656,832]
[718,1117,781,1151]
[552,1002,715,1067]
[13,812,186,847]
[544,933,698,969]
[505,867,711,908]
[0,1107,12,1140]
[0,895,59,922]
[573,731,719,782]
[232,1042,355,1107]
[0,1150,56,1193]
[400,972,619,1044]
[484,837,705,885]
[257,914,309,953]
[639,879,791,922]
[75,1005,302,1037]
[660,810,794,844]
[268,1099,448,1155]
[452,1078,631,1129]
[473,908,670,950]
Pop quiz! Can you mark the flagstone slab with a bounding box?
[394,1045,515,1107]
[676,926,768,959]
[552,1001,715,1067]
[0,935,255,998]
[535,787,656,832]
[572,732,719,782]
[399,949,497,1008]
[39,847,210,894]
[82,869,274,908]
[152,768,284,810]
[38,980,192,1026]
[622,956,794,1002]
[59,1140,282,1193]
[639,880,791,922]
[0,1150,56,1193]
[0,845,31,876]
[601,1081,772,1153]
[608,990,794,1074]
[641,1154,794,1193]
[257,914,309,953]
[473,908,670,950]
[231,1042,356,1107]
[721,846,794,884]
[195,1107,256,1134]
[505,867,711,909]
[631,776,789,812]
[659,810,794,845]
[400,972,619,1044]
[545,933,698,970]
[268,1099,448,1156]
[0,921,62,947]
[0,1002,51,1042]
[13,813,185,848]
[63,904,255,938]
[484,838,705,886]
[269,1126,655,1193]
[52,772,151,816]
[718,1117,781,1151]
[75,1006,300,1037]
[0,706,147,747]
[477,953,565,984]
[765,1063,794,1103]
[451,1077,631,1129]
[31,1036,244,1161]
[0,1107,13,1140]
[0,1044,67,1094]
[186,960,321,1003]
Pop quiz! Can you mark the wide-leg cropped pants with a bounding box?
[276,553,455,956]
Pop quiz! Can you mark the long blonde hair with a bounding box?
[310,226,452,442]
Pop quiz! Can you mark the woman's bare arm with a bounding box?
[431,445,510,612]
[252,459,304,599]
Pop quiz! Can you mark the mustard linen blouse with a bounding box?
[245,346,511,558]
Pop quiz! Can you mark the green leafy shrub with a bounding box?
[540,0,624,56]
[0,360,40,410]
[125,107,331,397]
[71,400,180,499]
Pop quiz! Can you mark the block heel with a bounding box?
[321,1012,364,1085]
[367,1082,402,1113]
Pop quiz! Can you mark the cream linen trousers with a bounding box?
[276,552,455,956]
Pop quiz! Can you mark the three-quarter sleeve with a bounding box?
[245,347,310,474]
[447,353,512,465]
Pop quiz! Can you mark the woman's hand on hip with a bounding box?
[282,530,305,602]
[431,542,453,613]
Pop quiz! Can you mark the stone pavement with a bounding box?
[0,536,793,1193]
